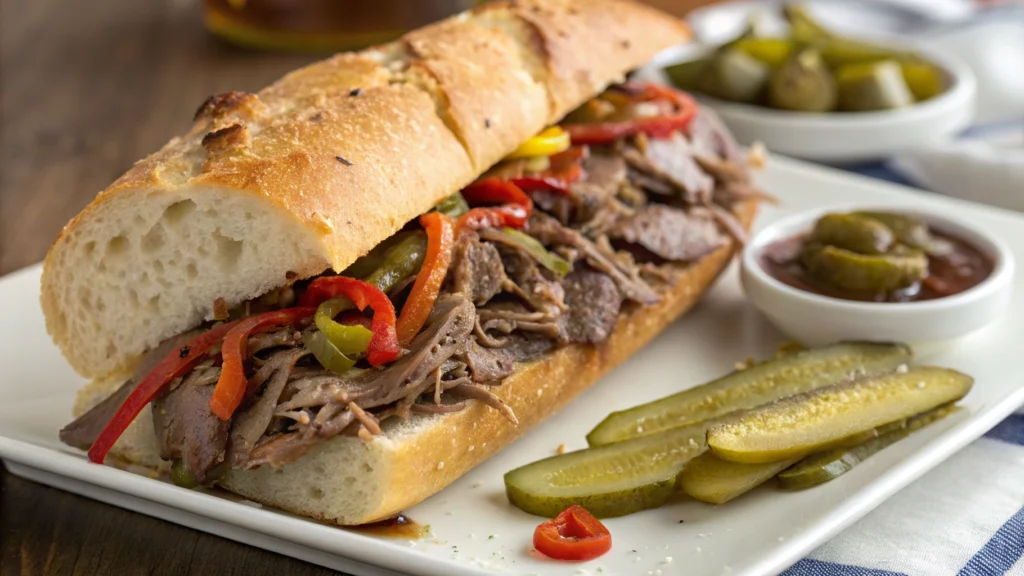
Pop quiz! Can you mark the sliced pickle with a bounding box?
[810,213,895,255]
[680,453,800,505]
[768,50,837,112]
[587,342,912,447]
[505,424,707,518]
[778,404,958,490]
[735,38,795,68]
[802,244,927,293]
[836,60,914,112]
[697,48,770,103]
[708,367,973,464]
[851,211,934,252]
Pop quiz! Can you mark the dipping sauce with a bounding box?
[348,514,427,539]
[760,211,994,303]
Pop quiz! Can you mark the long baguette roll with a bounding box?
[41,0,689,380]
[71,201,755,525]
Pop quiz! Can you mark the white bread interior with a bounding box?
[40,0,690,380]
[72,202,756,525]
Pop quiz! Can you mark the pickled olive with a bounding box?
[697,48,770,103]
[768,50,838,112]
[819,38,913,68]
[707,366,972,464]
[901,62,945,101]
[810,213,895,255]
[852,211,934,252]
[735,38,795,68]
[836,60,914,112]
[802,244,927,293]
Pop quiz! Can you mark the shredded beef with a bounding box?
[624,132,712,205]
[609,205,727,263]
[59,379,134,450]
[560,267,622,344]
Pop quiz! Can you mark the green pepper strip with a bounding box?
[433,192,470,219]
[306,232,428,374]
[497,227,572,277]
[303,330,357,375]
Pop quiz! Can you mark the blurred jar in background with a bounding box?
[204,0,484,52]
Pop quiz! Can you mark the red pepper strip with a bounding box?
[396,212,455,346]
[510,146,588,194]
[88,320,240,464]
[210,308,316,420]
[457,179,533,232]
[562,82,699,146]
[533,505,612,561]
[298,276,401,366]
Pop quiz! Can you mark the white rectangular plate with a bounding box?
[2,156,1022,576]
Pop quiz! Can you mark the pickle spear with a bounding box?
[505,424,707,518]
[778,404,958,490]
[680,454,800,505]
[697,48,771,103]
[802,244,927,293]
[587,342,911,447]
[708,367,972,464]
[810,213,895,255]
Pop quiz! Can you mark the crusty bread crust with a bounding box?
[41,0,689,379]
[74,202,756,525]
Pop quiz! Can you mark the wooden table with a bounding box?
[0,1,713,573]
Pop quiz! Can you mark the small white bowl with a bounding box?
[740,206,1015,347]
[647,44,977,164]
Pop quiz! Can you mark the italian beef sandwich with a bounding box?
[45,0,764,525]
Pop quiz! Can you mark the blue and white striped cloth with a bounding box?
[786,412,1024,575]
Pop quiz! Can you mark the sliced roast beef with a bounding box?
[560,267,622,344]
[486,237,566,317]
[152,367,230,484]
[624,132,713,205]
[609,204,727,263]
[450,233,507,305]
[464,340,516,383]
[688,108,745,167]
[527,212,660,305]
[59,379,135,450]
[59,328,203,451]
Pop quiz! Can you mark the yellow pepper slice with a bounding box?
[506,126,571,160]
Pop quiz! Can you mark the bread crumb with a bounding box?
[468,445,475,452]
[437,461,445,470]
[556,443,566,455]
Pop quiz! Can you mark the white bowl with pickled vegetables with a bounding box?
[650,4,976,163]
[740,206,1014,346]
